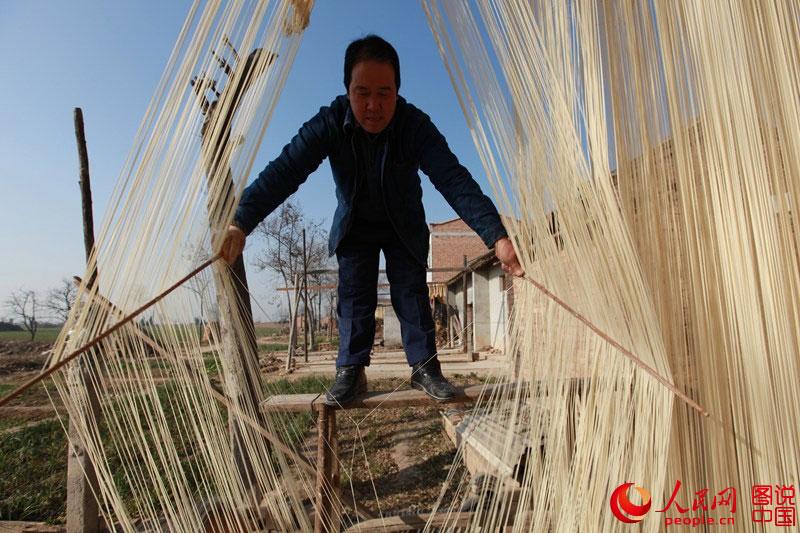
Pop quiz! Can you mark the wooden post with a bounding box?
[461,256,469,353]
[195,46,274,501]
[317,285,322,337]
[447,315,453,348]
[443,294,450,348]
[314,404,333,533]
[328,292,335,344]
[286,274,301,371]
[312,405,340,532]
[302,229,311,359]
[67,107,101,533]
[503,273,512,354]
[326,408,340,531]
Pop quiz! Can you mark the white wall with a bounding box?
[488,266,508,352]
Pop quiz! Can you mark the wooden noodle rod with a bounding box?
[523,274,710,418]
[0,253,222,408]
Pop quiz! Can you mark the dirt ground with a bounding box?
[302,376,481,520]
[0,335,482,526]
[0,341,51,376]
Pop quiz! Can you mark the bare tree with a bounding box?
[46,278,78,323]
[5,289,41,340]
[252,199,331,330]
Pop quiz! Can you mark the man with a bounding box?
[221,35,523,406]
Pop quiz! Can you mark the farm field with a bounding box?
[0,325,472,526]
[0,327,62,343]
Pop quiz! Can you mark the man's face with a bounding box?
[347,60,397,134]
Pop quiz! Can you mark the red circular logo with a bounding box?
[610,483,652,523]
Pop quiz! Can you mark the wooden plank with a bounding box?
[343,511,475,532]
[343,508,532,532]
[261,384,508,413]
[261,393,322,412]
[314,383,501,411]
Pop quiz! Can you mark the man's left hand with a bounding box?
[494,237,524,277]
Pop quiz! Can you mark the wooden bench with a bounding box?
[260,384,503,532]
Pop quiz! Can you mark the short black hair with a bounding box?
[343,34,401,91]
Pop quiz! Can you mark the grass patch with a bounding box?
[0,381,59,407]
[0,420,67,522]
[138,324,201,346]
[0,327,61,343]
[0,380,227,523]
[266,375,333,395]
[264,376,334,450]
[255,325,284,337]
[258,343,288,353]
[0,374,475,523]
[0,417,44,432]
[204,356,221,375]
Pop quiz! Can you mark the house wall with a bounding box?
[429,218,489,284]
[383,305,402,348]
[488,266,508,352]
[447,274,472,342]
[472,270,491,349]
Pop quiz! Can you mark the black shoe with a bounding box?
[324,365,367,406]
[410,357,457,401]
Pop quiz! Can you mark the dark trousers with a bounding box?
[336,217,436,368]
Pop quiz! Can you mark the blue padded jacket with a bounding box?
[234,95,507,265]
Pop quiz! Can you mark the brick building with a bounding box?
[427,217,490,299]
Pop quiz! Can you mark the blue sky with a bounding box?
[0,1,493,322]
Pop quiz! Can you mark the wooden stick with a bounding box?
[462,256,469,354]
[286,274,302,371]
[67,106,101,533]
[0,254,221,408]
[314,404,332,533]
[302,228,310,361]
[75,108,96,286]
[326,408,341,529]
[522,274,710,418]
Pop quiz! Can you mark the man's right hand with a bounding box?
[220,225,246,265]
